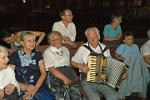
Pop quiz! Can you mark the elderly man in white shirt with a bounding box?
[141,29,150,70]
[0,45,19,99]
[43,31,82,99]
[52,9,76,47]
[71,27,119,100]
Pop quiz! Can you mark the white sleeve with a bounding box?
[104,49,111,57]
[7,67,20,93]
[72,46,84,64]
[43,49,55,70]
[100,43,111,57]
[64,47,70,65]
[52,23,57,31]
[70,23,76,41]
[141,45,150,56]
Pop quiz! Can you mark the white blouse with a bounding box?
[43,46,70,70]
[0,66,19,92]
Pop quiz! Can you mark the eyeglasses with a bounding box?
[64,14,73,17]
[49,38,63,42]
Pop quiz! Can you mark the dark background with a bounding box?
[0,0,150,43]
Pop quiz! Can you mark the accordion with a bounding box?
[106,57,127,88]
[86,54,127,88]
[86,54,107,83]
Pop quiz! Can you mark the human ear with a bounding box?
[123,40,126,43]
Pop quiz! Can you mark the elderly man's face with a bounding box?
[50,34,63,48]
[87,31,100,48]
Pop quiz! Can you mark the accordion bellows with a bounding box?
[86,54,127,88]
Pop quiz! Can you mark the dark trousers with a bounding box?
[147,81,150,100]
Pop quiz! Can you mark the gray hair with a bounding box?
[47,31,62,42]
[85,27,100,39]
[147,29,150,39]
[20,31,36,41]
[0,45,8,54]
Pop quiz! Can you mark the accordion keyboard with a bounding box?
[86,55,107,83]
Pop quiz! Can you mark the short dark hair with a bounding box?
[59,8,72,17]
[111,13,123,22]
[122,31,134,40]
[0,29,12,39]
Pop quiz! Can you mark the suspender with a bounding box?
[82,43,108,56]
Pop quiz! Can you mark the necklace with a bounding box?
[56,50,63,56]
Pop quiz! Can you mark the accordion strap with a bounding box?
[83,43,108,55]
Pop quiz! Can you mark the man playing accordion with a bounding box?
[71,27,126,100]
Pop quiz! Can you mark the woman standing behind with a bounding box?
[103,14,122,42]
[103,14,123,56]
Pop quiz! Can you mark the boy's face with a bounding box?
[3,34,14,44]
[124,36,134,45]
[21,37,36,51]
[0,52,9,69]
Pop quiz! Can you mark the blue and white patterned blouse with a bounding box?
[9,49,43,85]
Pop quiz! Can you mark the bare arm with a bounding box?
[19,59,46,95]
[104,34,122,41]
[143,55,150,65]
[0,89,4,99]
[30,31,46,46]
[8,64,29,92]
[18,82,29,91]
[22,59,47,99]
[35,59,46,89]
[71,61,89,73]
[63,36,71,42]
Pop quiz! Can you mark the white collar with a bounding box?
[88,43,100,50]
[50,46,62,53]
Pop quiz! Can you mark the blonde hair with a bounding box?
[20,31,36,41]
[85,27,100,39]
[0,45,8,54]
[47,31,62,43]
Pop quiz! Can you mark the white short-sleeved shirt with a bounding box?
[141,40,150,68]
[72,42,111,65]
[52,21,76,41]
[0,66,19,92]
[43,46,70,70]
